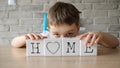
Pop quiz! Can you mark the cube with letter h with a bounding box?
[26,40,44,56]
[26,38,97,56]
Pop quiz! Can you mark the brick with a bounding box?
[10,25,33,32]
[80,17,93,26]
[9,11,33,18]
[108,10,120,17]
[0,19,19,25]
[0,11,8,18]
[0,5,17,11]
[82,0,105,3]
[82,10,108,18]
[93,4,118,10]
[43,4,53,12]
[33,12,44,18]
[48,0,58,5]
[0,6,6,11]
[94,17,119,24]
[19,5,43,12]
[74,3,92,10]
[0,32,19,38]
[72,0,82,3]
[33,25,42,32]
[83,24,108,31]
[17,0,32,5]
[106,0,120,3]
[24,20,42,33]
[0,0,7,6]
[119,34,120,38]
[0,25,9,31]
[109,25,120,31]
[119,5,120,10]
[57,0,81,3]
[119,18,120,24]
[19,18,42,25]
[32,0,49,5]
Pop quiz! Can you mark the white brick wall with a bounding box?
[19,18,42,25]
[10,25,33,32]
[82,0,105,3]
[93,4,118,10]
[94,17,119,24]
[0,18,19,25]
[0,11,8,18]
[17,0,31,5]
[74,3,92,10]
[9,11,33,18]
[0,0,119,45]
[82,10,108,17]
[0,25,9,31]
[108,10,120,17]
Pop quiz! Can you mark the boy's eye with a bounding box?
[66,33,74,37]
[54,34,60,37]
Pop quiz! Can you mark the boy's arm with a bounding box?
[98,32,119,48]
[11,35,26,48]
[11,33,47,48]
[78,31,119,48]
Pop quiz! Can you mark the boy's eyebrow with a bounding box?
[67,29,76,32]
[51,31,59,33]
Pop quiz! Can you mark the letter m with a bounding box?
[66,42,76,53]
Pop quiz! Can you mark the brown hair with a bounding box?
[48,2,81,26]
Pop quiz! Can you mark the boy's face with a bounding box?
[49,23,80,38]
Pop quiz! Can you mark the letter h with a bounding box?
[31,43,40,54]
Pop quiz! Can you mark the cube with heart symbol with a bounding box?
[44,38,62,56]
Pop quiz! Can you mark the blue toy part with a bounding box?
[43,13,48,32]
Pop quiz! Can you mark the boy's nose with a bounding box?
[60,35,66,38]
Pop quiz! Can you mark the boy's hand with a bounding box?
[77,31,103,46]
[25,33,47,40]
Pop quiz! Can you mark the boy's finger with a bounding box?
[31,33,40,40]
[95,37,100,44]
[39,35,48,39]
[43,36,48,38]
[27,34,35,40]
[78,33,88,40]
[25,35,30,39]
[90,34,97,46]
[85,34,93,46]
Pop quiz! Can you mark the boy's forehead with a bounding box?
[49,23,77,27]
[49,23,78,31]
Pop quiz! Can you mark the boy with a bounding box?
[11,2,119,48]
